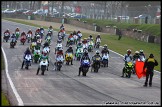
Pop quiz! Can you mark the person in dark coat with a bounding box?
[143,54,158,87]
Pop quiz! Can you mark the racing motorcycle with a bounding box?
[88,41,94,52]
[55,43,63,54]
[40,30,44,39]
[10,40,17,48]
[55,55,64,71]
[15,31,20,40]
[27,33,32,43]
[75,47,83,61]
[37,58,48,75]
[33,49,41,63]
[65,52,73,65]
[66,37,74,47]
[30,42,37,54]
[91,57,101,73]
[81,59,90,76]
[122,62,133,78]
[24,54,32,69]
[101,53,109,67]
[95,38,101,48]
[3,32,10,42]
[20,36,26,45]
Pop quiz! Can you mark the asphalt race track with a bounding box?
[1,20,161,106]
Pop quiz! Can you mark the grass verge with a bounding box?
[2,18,160,71]
[79,18,160,36]
[1,51,10,106]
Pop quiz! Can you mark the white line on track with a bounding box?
[13,77,127,80]
[1,47,24,106]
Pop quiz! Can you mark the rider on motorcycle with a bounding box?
[27,29,32,35]
[68,33,73,39]
[36,51,49,75]
[40,27,44,32]
[87,35,93,42]
[121,49,133,77]
[43,41,49,49]
[4,29,10,36]
[123,49,133,64]
[21,31,26,37]
[101,44,109,56]
[76,42,83,50]
[60,24,64,30]
[95,34,101,46]
[65,45,74,65]
[82,38,88,44]
[15,27,20,33]
[92,50,102,68]
[34,44,41,50]
[32,35,37,42]
[56,48,64,62]
[139,50,146,61]
[133,51,140,61]
[10,33,17,43]
[73,30,77,35]
[77,30,82,39]
[35,28,40,35]
[21,47,32,69]
[45,31,52,40]
[48,26,53,34]
[78,50,91,76]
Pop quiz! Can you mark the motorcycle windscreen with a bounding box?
[135,61,147,79]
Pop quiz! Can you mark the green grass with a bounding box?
[1,92,10,106]
[1,51,10,106]
[2,18,160,71]
[3,18,60,32]
[78,18,160,36]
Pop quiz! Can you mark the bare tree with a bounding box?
[37,1,42,10]
[61,1,65,15]
[51,1,55,14]
[32,1,35,10]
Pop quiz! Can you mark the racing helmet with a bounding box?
[96,50,100,55]
[135,51,139,54]
[127,49,131,54]
[104,44,107,48]
[140,50,143,53]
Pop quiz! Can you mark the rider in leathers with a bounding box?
[101,44,109,56]
[21,47,32,69]
[91,50,102,69]
[36,52,49,75]
[121,49,133,77]
[78,50,91,76]
[65,45,74,65]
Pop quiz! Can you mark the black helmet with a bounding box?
[78,43,81,46]
[149,53,154,58]
[89,35,92,38]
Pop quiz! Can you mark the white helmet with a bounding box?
[96,50,100,54]
[135,51,139,54]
